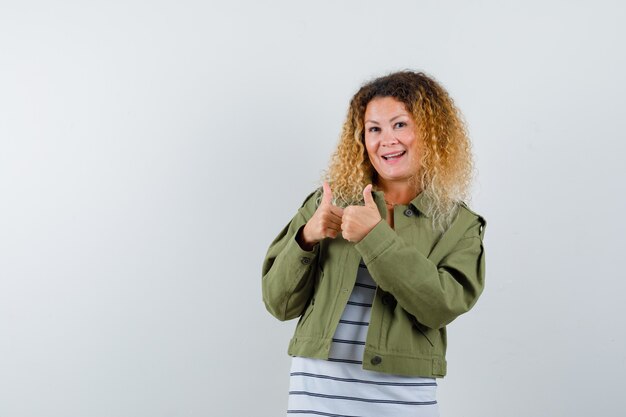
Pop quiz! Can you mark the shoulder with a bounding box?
[456,201,487,239]
[297,187,323,217]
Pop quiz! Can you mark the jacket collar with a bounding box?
[371,190,431,218]
[410,191,431,218]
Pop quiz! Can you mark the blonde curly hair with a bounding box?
[325,70,475,232]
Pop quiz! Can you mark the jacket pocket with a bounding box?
[297,296,315,329]
[410,315,434,347]
[298,266,322,330]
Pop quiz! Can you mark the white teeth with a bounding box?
[383,151,405,159]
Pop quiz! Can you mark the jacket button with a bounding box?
[371,356,382,365]
[300,257,311,265]
[404,208,414,217]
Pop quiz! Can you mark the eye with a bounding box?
[394,121,407,128]
[367,126,381,133]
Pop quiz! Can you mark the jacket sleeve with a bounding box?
[261,189,321,321]
[354,210,487,330]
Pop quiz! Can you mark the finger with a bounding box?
[316,212,340,231]
[323,208,342,222]
[340,217,349,231]
[326,222,342,231]
[322,222,341,237]
[329,206,344,218]
[320,213,342,229]
[324,209,343,228]
[322,181,333,206]
[363,184,375,207]
[325,216,343,229]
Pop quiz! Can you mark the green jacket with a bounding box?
[262,188,486,378]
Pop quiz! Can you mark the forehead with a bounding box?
[364,96,411,120]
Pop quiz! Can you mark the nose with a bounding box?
[381,129,398,147]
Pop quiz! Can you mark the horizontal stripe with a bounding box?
[347,288,375,303]
[327,358,362,365]
[332,338,365,345]
[289,391,437,406]
[290,372,437,387]
[346,301,372,308]
[338,319,369,326]
[327,343,365,362]
[354,282,376,290]
[287,410,363,417]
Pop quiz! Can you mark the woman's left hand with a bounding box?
[341,184,382,243]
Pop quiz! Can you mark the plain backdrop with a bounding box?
[1,1,625,416]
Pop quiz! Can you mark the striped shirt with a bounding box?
[287,261,439,417]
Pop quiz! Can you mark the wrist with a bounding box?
[297,225,318,251]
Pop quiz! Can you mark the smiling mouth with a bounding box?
[382,151,406,160]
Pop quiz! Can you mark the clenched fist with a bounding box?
[297,182,344,250]
[341,184,381,243]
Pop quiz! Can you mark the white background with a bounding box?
[1,1,625,416]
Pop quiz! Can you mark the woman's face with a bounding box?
[363,96,422,188]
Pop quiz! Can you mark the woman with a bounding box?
[262,71,486,417]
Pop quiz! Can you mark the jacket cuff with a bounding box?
[282,225,319,271]
[354,219,395,263]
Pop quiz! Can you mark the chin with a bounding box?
[380,170,411,180]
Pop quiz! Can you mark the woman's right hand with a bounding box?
[297,182,344,250]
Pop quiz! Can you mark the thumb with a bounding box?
[322,181,334,206]
[363,184,375,207]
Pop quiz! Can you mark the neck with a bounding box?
[377,179,421,205]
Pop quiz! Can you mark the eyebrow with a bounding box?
[364,114,408,124]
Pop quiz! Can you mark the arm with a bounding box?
[355,209,487,330]
[261,190,321,321]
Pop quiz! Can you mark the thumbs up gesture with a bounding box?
[341,184,382,243]
[298,182,344,250]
